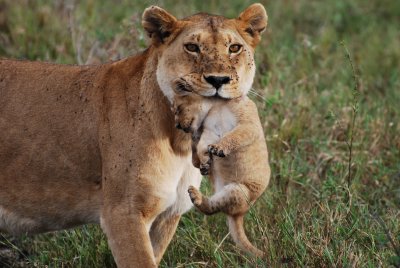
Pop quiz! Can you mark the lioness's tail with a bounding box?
[227,215,265,257]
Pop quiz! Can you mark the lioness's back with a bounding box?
[0,59,101,169]
[0,59,103,234]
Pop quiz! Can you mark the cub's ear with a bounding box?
[237,3,268,47]
[142,6,177,44]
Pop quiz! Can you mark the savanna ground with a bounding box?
[0,0,399,267]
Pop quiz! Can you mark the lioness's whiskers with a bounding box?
[249,88,266,101]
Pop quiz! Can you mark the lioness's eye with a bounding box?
[229,44,242,53]
[184,43,200,53]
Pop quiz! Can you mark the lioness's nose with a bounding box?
[204,75,231,89]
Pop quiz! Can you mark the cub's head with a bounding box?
[142,4,268,101]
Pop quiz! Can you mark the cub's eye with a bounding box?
[229,44,242,54]
[184,43,200,53]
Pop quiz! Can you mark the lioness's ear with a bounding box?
[142,6,177,44]
[237,3,268,47]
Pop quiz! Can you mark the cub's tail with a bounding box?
[227,215,265,257]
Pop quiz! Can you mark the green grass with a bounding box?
[1,0,399,267]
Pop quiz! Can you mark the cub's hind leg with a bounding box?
[187,184,265,257]
[187,183,251,216]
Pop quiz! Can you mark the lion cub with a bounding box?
[173,92,271,257]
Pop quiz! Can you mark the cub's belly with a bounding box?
[202,106,237,147]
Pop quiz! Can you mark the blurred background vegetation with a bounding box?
[1,0,399,267]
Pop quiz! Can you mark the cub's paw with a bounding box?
[174,106,196,133]
[199,162,210,175]
[208,144,227,157]
[171,101,178,114]
[188,186,202,206]
[175,117,194,133]
[199,154,212,175]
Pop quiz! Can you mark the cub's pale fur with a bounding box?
[173,92,270,257]
[0,3,267,267]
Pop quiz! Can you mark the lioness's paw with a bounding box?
[208,144,226,157]
[188,186,202,206]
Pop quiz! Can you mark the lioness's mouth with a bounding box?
[212,92,225,99]
[211,91,241,100]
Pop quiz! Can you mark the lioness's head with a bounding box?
[142,4,268,101]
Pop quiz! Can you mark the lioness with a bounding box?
[173,90,270,257]
[0,3,268,267]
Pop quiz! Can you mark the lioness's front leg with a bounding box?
[150,164,201,264]
[100,152,159,267]
[150,210,181,265]
[101,207,157,268]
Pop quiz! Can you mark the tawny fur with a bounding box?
[174,93,270,257]
[0,3,267,267]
